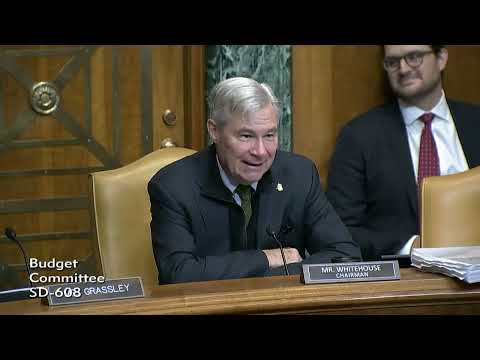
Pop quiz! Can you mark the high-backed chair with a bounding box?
[89,147,196,285]
[420,166,480,248]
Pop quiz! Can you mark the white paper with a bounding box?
[411,246,480,283]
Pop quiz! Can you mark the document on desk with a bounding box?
[411,246,480,283]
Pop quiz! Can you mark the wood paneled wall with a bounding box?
[0,45,205,286]
[1,47,92,282]
[292,45,480,185]
[443,45,480,104]
[292,46,335,183]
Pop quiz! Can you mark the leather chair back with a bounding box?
[420,166,480,248]
[89,147,196,285]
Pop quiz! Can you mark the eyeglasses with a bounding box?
[383,50,434,72]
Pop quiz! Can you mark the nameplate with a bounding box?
[42,277,145,306]
[302,261,401,285]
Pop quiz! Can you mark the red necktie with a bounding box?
[417,113,439,193]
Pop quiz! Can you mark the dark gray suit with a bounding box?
[326,100,480,261]
[149,145,361,284]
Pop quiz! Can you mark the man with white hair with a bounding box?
[149,77,361,284]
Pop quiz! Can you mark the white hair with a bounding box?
[208,77,281,128]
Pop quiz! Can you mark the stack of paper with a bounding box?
[411,246,480,284]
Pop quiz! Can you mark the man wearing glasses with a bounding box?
[326,45,480,261]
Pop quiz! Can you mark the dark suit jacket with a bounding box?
[326,100,480,261]
[148,145,361,284]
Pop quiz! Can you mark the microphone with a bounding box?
[266,226,289,276]
[4,227,33,288]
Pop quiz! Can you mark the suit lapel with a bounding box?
[385,99,480,219]
[196,145,235,204]
[384,103,419,217]
[195,146,236,244]
[255,154,288,249]
[449,100,480,169]
[255,174,274,249]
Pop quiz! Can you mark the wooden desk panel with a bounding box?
[1,268,480,315]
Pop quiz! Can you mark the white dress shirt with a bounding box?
[216,156,257,207]
[399,91,469,182]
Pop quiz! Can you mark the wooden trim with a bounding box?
[184,45,206,151]
[0,197,89,214]
[292,45,334,180]
[140,46,154,155]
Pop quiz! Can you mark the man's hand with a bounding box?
[262,248,303,268]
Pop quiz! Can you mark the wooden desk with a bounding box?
[1,268,480,315]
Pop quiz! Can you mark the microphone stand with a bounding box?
[5,228,33,287]
[266,226,289,276]
[1,228,36,302]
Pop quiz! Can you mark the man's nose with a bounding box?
[250,138,267,156]
[398,58,411,74]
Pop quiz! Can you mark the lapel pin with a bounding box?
[276,183,283,192]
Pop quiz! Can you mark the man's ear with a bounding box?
[437,48,448,72]
[207,119,218,143]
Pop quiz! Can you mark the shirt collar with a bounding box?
[216,156,257,193]
[399,90,450,126]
